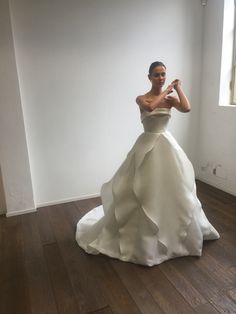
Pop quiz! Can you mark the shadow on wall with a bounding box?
[0,164,7,215]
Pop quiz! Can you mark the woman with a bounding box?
[136,61,191,113]
[76,61,219,266]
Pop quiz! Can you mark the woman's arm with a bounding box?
[136,84,174,112]
[167,80,191,112]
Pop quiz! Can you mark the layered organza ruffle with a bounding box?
[76,125,219,266]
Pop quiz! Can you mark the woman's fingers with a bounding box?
[172,79,181,86]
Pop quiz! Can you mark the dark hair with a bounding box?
[149,61,166,75]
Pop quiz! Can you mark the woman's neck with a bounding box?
[150,86,162,96]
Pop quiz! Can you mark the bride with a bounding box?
[75,61,220,266]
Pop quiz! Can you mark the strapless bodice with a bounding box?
[141,107,171,133]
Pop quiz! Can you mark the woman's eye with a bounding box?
[153,73,166,78]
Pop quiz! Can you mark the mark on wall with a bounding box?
[213,164,227,179]
[201,162,227,180]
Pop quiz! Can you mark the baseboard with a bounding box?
[6,207,37,217]
[196,176,236,197]
[37,193,100,208]
[0,209,6,216]
[5,193,101,216]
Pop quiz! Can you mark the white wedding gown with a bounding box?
[76,107,220,266]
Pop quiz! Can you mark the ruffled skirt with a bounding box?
[76,131,220,266]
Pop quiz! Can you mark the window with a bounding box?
[218,0,235,106]
[231,1,236,103]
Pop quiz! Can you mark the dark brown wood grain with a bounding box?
[43,242,79,314]
[21,213,58,314]
[0,180,235,313]
[0,216,31,314]
[111,259,163,314]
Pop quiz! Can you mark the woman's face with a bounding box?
[148,66,166,88]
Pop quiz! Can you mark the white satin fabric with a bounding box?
[76,107,219,266]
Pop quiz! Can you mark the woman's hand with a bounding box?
[166,83,174,94]
[168,79,191,112]
[171,79,181,90]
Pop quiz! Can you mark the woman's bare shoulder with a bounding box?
[136,93,152,104]
[136,93,152,113]
[136,93,147,101]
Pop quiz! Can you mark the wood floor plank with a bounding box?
[227,287,236,303]
[111,259,163,314]
[65,198,99,234]
[198,193,236,224]
[43,242,79,314]
[75,197,101,212]
[71,197,102,231]
[88,197,102,208]
[57,202,141,314]
[94,255,141,314]
[194,302,220,314]
[201,203,236,230]
[211,292,236,314]
[197,190,228,209]
[87,305,113,314]
[72,202,142,313]
[194,250,236,287]
[196,180,236,204]
[220,202,236,221]
[137,263,196,314]
[37,207,56,245]
[171,257,236,314]
[170,257,219,296]
[197,201,236,235]
[229,266,236,276]
[0,216,31,314]
[21,213,58,314]
[159,260,207,308]
[1,180,236,314]
[48,204,109,313]
[203,231,236,270]
[70,201,143,313]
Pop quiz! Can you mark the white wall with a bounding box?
[7,0,203,207]
[0,165,7,214]
[0,0,35,216]
[197,0,236,196]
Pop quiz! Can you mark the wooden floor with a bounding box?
[0,180,236,314]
